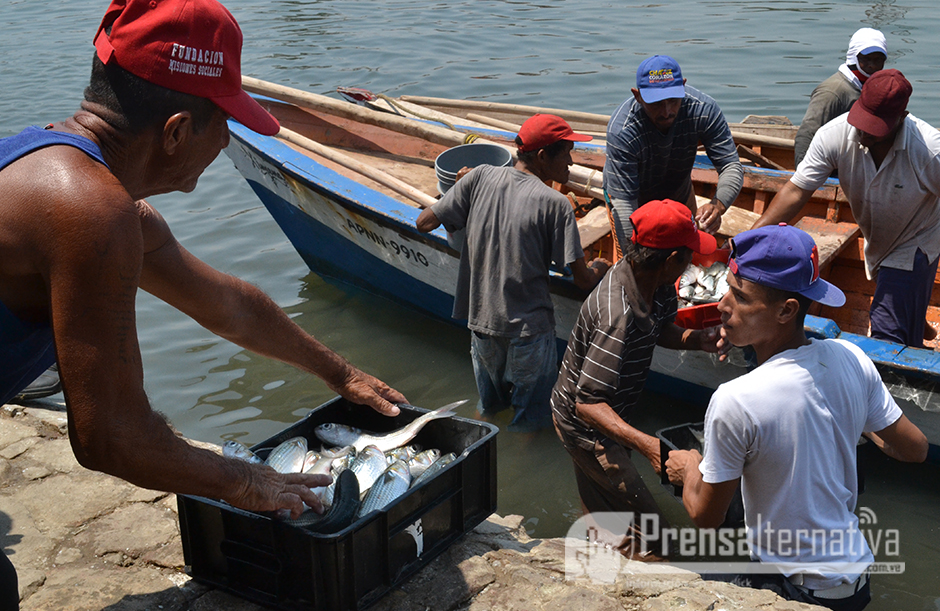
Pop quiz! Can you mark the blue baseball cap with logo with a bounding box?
[729,224,845,307]
[636,55,686,103]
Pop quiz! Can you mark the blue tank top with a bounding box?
[0,126,109,404]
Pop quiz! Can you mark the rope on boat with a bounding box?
[463,133,480,144]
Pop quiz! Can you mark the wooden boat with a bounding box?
[227,77,940,454]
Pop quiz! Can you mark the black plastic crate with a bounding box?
[656,421,745,529]
[178,396,498,610]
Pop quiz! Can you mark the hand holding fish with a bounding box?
[231,465,333,519]
[694,200,724,235]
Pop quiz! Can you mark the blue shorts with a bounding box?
[870,249,939,348]
[470,330,559,432]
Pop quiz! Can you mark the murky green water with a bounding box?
[1,1,938,607]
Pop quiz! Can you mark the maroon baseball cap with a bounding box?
[630,199,717,254]
[847,69,911,138]
[94,0,279,136]
[517,114,592,153]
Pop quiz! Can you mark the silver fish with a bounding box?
[385,444,423,465]
[263,437,308,473]
[314,400,466,453]
[321,451,355,507]
[222,440,263,464]
[408,449,441,479]
[349,445,387,495]
[678,267,698,290]
[410,452,457,488]
[358,460,411,517]
[302,450,320,473]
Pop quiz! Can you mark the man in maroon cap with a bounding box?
[551,199,722,559]
[753,69,940,347]
[0,0,406,597]
[417,114,609,433]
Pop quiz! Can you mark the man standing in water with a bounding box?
[0,0,405,604]
[551,199,722,558]
[794,27,887,167]
[666,224,928,610]
[604,55,743,250]
[417,114,609,432]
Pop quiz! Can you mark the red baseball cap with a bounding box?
[847,69,911,138]
[517,114,592,153]
[630,199,717,254]
[94,0,279,136]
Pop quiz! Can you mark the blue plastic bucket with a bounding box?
[435,143,513,194]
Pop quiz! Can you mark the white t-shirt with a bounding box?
[793,113,940,279]
[700,339,902,589]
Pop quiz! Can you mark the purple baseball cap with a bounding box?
[729,224,845,307]
[636,55,685,103]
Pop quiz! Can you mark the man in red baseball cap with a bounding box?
[0,0,406,592]
[551,199,723,559]
[417,114,608,433]
[754,68,940,348]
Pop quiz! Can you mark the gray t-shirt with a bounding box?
[431,165,584,337]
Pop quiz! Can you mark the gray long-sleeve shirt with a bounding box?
[603,85,743,244]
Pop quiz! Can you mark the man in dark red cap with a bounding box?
[754,69,940,347]
[551,199,723,559]
[0,0,407,597]
[417,114,609,433]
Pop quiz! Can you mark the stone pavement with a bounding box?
[1,402,823,611]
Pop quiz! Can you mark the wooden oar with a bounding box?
[404,94,794,150]
[243,76,474,151]
[465,113,607,139]
[400,95,611,127]
[243,76,605,199]
[277,127,438,209]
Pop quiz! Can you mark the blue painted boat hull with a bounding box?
[224,120,940,452]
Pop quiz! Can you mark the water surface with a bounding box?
[1,1,938,608]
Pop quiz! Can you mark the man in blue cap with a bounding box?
[604,55,743,251]
[665,224,928,610]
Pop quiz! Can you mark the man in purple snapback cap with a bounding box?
[0,0,409,596]
[755,69,940,348]
[666,224,927,610]
[605,55,743,250]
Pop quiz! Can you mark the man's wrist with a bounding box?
[712,199,727,215]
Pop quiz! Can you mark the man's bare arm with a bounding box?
[751,180,815,229]
[866,415,929,463]
[49,193,329,518]
[136,203,405,416]
[665,449,739,528]
[576,400,661,472]
[570,256,611,291]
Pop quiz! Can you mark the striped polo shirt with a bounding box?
[551,260,677,451]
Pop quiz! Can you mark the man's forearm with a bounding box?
[576,401,659,465]
[201,278,354,388]
[714,160,744,211]
[608,197,638,246]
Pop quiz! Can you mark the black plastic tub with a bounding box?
[178,396,498,610]
[656,421,745,529]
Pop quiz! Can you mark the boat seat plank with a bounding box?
[717,207,860,270]
[577,206,611,250]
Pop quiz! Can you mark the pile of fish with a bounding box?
[222,400,465,534]
[677,261,730,308]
